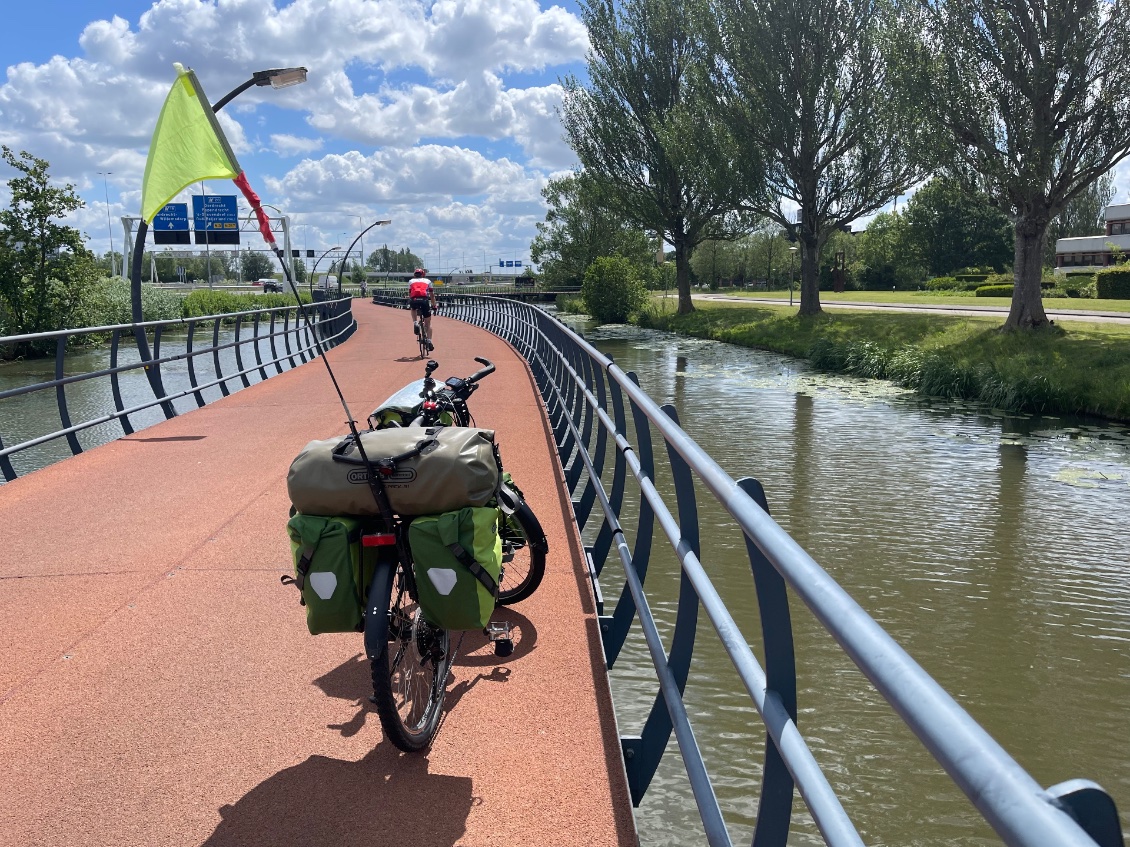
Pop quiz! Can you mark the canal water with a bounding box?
[561,320,1130,846]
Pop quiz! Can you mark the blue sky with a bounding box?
[0,0,590,273]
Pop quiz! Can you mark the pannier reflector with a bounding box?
[362,533,397,546]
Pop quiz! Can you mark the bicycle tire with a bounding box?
[497,499,548,605]
[365,559,451,752]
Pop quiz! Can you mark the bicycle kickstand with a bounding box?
[485,620,513,657]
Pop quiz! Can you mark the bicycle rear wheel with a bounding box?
[497,499,548,605]
[366,559,451,752]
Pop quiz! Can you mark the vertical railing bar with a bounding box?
[212,318,230,397]
[738,477,797,847]
[55,335,83,456]
[109,329,134,435]
[589,373,629,574]
[268,312,283,374]
[629,404,702,802]
[186,320,206,408]
[251,312,268,382]
[605,373,656,667]
[233,315,251,388]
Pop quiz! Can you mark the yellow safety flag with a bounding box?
[139,63,241,223]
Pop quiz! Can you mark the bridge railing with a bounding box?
[0,297,354,482]
[381,291,1123,847]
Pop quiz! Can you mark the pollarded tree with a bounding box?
[561,0,758,315]
[920,0,1130,329]
[704,0,933,316]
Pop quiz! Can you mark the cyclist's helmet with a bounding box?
[413,268,426,277]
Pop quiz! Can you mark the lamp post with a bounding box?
[351,215,366,280]
[310,245,342,297]
[97,172,115,277]
[789,246,798,307]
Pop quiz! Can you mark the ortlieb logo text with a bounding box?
[348,468,417,485]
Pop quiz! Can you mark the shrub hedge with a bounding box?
[975,284,1014,297]
[1095,268,1130,299]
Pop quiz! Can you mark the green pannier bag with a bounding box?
[409,507,502,631]
[286,514,374,635]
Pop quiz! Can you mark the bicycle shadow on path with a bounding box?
[202,611,539,846]
[313,608,539,738]
[201,741,475,847]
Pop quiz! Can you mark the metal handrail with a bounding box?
[0,297,356,481]
[385,291,1123,847]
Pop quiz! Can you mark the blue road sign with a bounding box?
[515,260,523,268]
[153,203,189,230]
[153,203,190,244]
[505,260,514,267]
[192,195,238,232]
[192,195,239,244]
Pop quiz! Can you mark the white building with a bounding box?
[1054,203,1130,273]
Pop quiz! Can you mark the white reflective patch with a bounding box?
[427,568,458,596]
[309,571,338,601]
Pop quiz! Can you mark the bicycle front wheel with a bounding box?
[497,499,548,605]
[366,559,451,752]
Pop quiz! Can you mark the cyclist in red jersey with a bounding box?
[408,268,438,350]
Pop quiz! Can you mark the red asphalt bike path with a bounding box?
[0,302,636,847]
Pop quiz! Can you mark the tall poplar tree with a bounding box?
[704,0,931,316]
[561,0,756,314]
[920,0,1130,330]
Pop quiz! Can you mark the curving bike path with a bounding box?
[0,303,636,847]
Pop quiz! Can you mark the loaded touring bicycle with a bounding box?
[284,357,547,751]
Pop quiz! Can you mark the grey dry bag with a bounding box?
[287,426,500,517]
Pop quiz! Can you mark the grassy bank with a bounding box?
[637,299,1130,423]
[696,289,1130,313]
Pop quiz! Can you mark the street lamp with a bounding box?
[210,67,308,112]
[789,246,798,307]
[310,245,342,297]
[97,172,115,277]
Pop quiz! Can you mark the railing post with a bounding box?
[212,318,230,397]
[185,319,206,407]
[252,313,268,382]
[603,373,656,667]
[109,329,135,434]
[233,315,251,389]
[737,477,797,847]
[55,335,83,457]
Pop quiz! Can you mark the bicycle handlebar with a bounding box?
[465,357,495,386]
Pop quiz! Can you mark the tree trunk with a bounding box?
[798,237,823,316]
[1004,215,1051,330]
[674,238,695,315]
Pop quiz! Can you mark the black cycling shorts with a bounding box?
[409,296,432,318]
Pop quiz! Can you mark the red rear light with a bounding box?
[361,533,397,547]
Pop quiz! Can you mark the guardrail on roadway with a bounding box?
[0,297,354,482]
[377,291,1124,847]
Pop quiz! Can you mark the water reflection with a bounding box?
[564,318,1130,845]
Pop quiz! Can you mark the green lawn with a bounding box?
[684,288,1130,313]
[638,296,1130,422]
